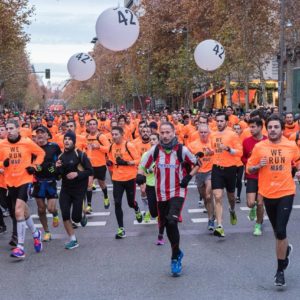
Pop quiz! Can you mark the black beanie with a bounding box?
[64,130,76,145]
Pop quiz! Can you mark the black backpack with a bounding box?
[152,144,191,174]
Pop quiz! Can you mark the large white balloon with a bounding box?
[96,7,140,51]
[67,53,96,81]
[194,40,225,71]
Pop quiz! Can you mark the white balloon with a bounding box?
[194,39,225,71]
[67,53,96,81]
[96,7,140,51]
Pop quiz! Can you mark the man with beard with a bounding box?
[137,122,199,276]
[248,114,300,287]
[283,112,298,138]
[135,126,152,222]
[32,126,61,242]
[98,109,111,134]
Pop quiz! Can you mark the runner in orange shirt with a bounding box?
[85,119,111,212]
[98,110,111,134]
[107,126,143,238]
[226,106,239,127]
[283,112,298,138]
[210,112,242,237]
[233,123,244,203]
[117,115,133,141]
[0,119,45,259]
[247,114,300,287]
[188,124,215,230]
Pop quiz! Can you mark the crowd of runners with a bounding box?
[0,106,299,287]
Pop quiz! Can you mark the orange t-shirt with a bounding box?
[210,128,242,167]
[108,141,140,181]
[98,120,111,134]
[284,123,298,138]
[188,138,214,173]
[247,139,300,198]
[0,137,45,187]
[20,127,32,139]
[289,131,300,149]
[135,140,151,159]
[228,115,239,127]
[86,132,110,167]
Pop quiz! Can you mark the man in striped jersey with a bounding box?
[137,122,199,277]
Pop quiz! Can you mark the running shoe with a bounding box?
[80,214,88,227]
[0,225,7,234]
[171,251,184,277]
[72,222,78,229]
[10,247,25,259]
[92,183,96,191]
[52,215,59,228]
[213,226,225,237]
[9,235,18,247]
[104,197,110,209]
[229,209,237,225]
[235,197,241,203]
[135,210,143,223]
[283,244,293,270]
[115,227,126,239]
[85,205,93,215]
[33,229,43,253]
[274,271,285,287]
[156,235,165,245]
[253,223,262,236]
[43,232,51,242]
[65,240,79,250]
[249,206,256,221]
[144,211,151,223]
[207,219,215,231]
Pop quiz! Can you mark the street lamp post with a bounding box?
[278,0,286,115]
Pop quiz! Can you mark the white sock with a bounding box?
[70,234,76,241]
[141,197,148,210]
[17,220,26,249]
[26,216,38,237]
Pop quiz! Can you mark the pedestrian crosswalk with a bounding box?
[31,212,110,228]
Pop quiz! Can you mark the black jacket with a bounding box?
[58,149,93,191]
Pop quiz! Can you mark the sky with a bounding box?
[26,0,121,87]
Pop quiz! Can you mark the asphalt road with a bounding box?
[1,182,300,300]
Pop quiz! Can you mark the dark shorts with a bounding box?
[93,166,107,181]
[32,180,58,200]
[211,165,237,193]
[157,197,184,224]
[7,184,29,203]
[195,171,212,189]
[246,178,258,194]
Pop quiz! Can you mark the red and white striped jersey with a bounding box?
[140,144,196,201]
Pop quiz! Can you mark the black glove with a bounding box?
[195,151,204,158]
[180,174,192,188]
[106,160,113,167]
[116,156,129,166]
[3,158,9,167]
[136,174,146,185]
[26,166,36,175]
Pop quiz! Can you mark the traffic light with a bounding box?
[45,69,50,79]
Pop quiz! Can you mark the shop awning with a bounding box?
[232,89,256,104]
[193,87,224,103]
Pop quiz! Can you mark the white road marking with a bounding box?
[191,218,208,223]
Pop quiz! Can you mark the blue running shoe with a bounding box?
[171,259,181,276]
[33,229,43,253]
[11,247,25,259]
[171,251,184,276]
